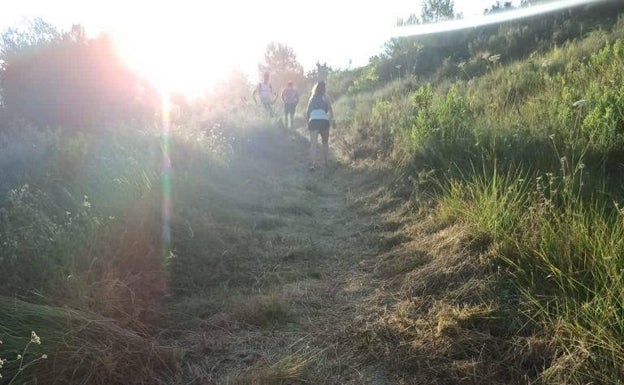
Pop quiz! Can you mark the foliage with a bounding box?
[378,1,624,85]
[2,4,624,384]
[0,22,159,130]
[0,184,100,293]
[0,18,60,58]
[258,42,307,95]
[396,0,457,25]
[0,43,287,377]
[420,0,456,23]
[347,63,381,94]
[337,11,624,382]
[436,154,624,382]
[407,84,472,154]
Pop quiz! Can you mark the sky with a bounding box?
[0,0,588,96]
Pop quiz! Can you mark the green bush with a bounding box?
[404,84,475,170]
[0,184,100,293]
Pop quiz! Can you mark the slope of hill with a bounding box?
[3,4,624,384]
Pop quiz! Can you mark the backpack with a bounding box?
[308,94,328,112]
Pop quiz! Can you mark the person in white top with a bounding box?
[306,81,334,171]
[253,72,277,115]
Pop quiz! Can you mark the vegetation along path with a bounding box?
[6,3,624,384]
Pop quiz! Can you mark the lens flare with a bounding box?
[393,0,608,38]
[160,87,172,259]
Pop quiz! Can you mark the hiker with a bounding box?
[281,80,299,129]
[306,81,334,171]
[253,72,277,115]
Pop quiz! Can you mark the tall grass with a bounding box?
[0,296,179,385]
[0,103,272,382]
[336,17,624,383]
[432,148,624,381]
[438,164,531,242]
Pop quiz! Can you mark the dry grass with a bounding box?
[351,211,555,384]
[0,296,179,385]
[0,121,566,385]
[227,349,319,385]
[156,131,409,385]
[204,294,295,329]
[59,212,169,328]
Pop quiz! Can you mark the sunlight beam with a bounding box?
[160,87,172,259]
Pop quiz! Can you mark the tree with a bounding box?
[484,1,515,14]
[420,0,456,23]
[396,13,421,26]
[0,21,158,129]
[306,61,331,82]
[257,42,306,94]
[0,18,60,58]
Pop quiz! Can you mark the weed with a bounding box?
[0,331,47,385]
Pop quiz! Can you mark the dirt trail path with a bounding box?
[172,125,396,385]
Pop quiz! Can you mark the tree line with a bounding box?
[0,19,160,131]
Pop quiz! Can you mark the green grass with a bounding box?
[438,164,531,242]
[432,154,624,383]
[328,16,624,383]
[512,203,624,383]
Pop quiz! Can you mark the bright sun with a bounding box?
[110,5,264,100]
[114,32,232,98]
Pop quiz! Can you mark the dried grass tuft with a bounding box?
[0,296,179,385]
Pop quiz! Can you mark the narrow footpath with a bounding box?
[170,124,400,385]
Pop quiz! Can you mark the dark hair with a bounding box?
[312,81,326,96]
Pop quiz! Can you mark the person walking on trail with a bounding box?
[281,80,299,129]
[306,81,334,171]
[253,72,277,116]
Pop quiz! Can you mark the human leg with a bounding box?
[309,120,328,170]
[309,120,329,168]
[319,126,330,165]
[309,129,318,169]
[286,104,296,128]
[263,101,273,117]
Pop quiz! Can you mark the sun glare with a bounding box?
[115,35,227,98]
[112,19,247,99]
[393,0,606,38]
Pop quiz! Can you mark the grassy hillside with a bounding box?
[0,113,266,383]
[3,5,624,385]
[331,12,624,385]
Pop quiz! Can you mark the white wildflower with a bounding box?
[30,331,41,345]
